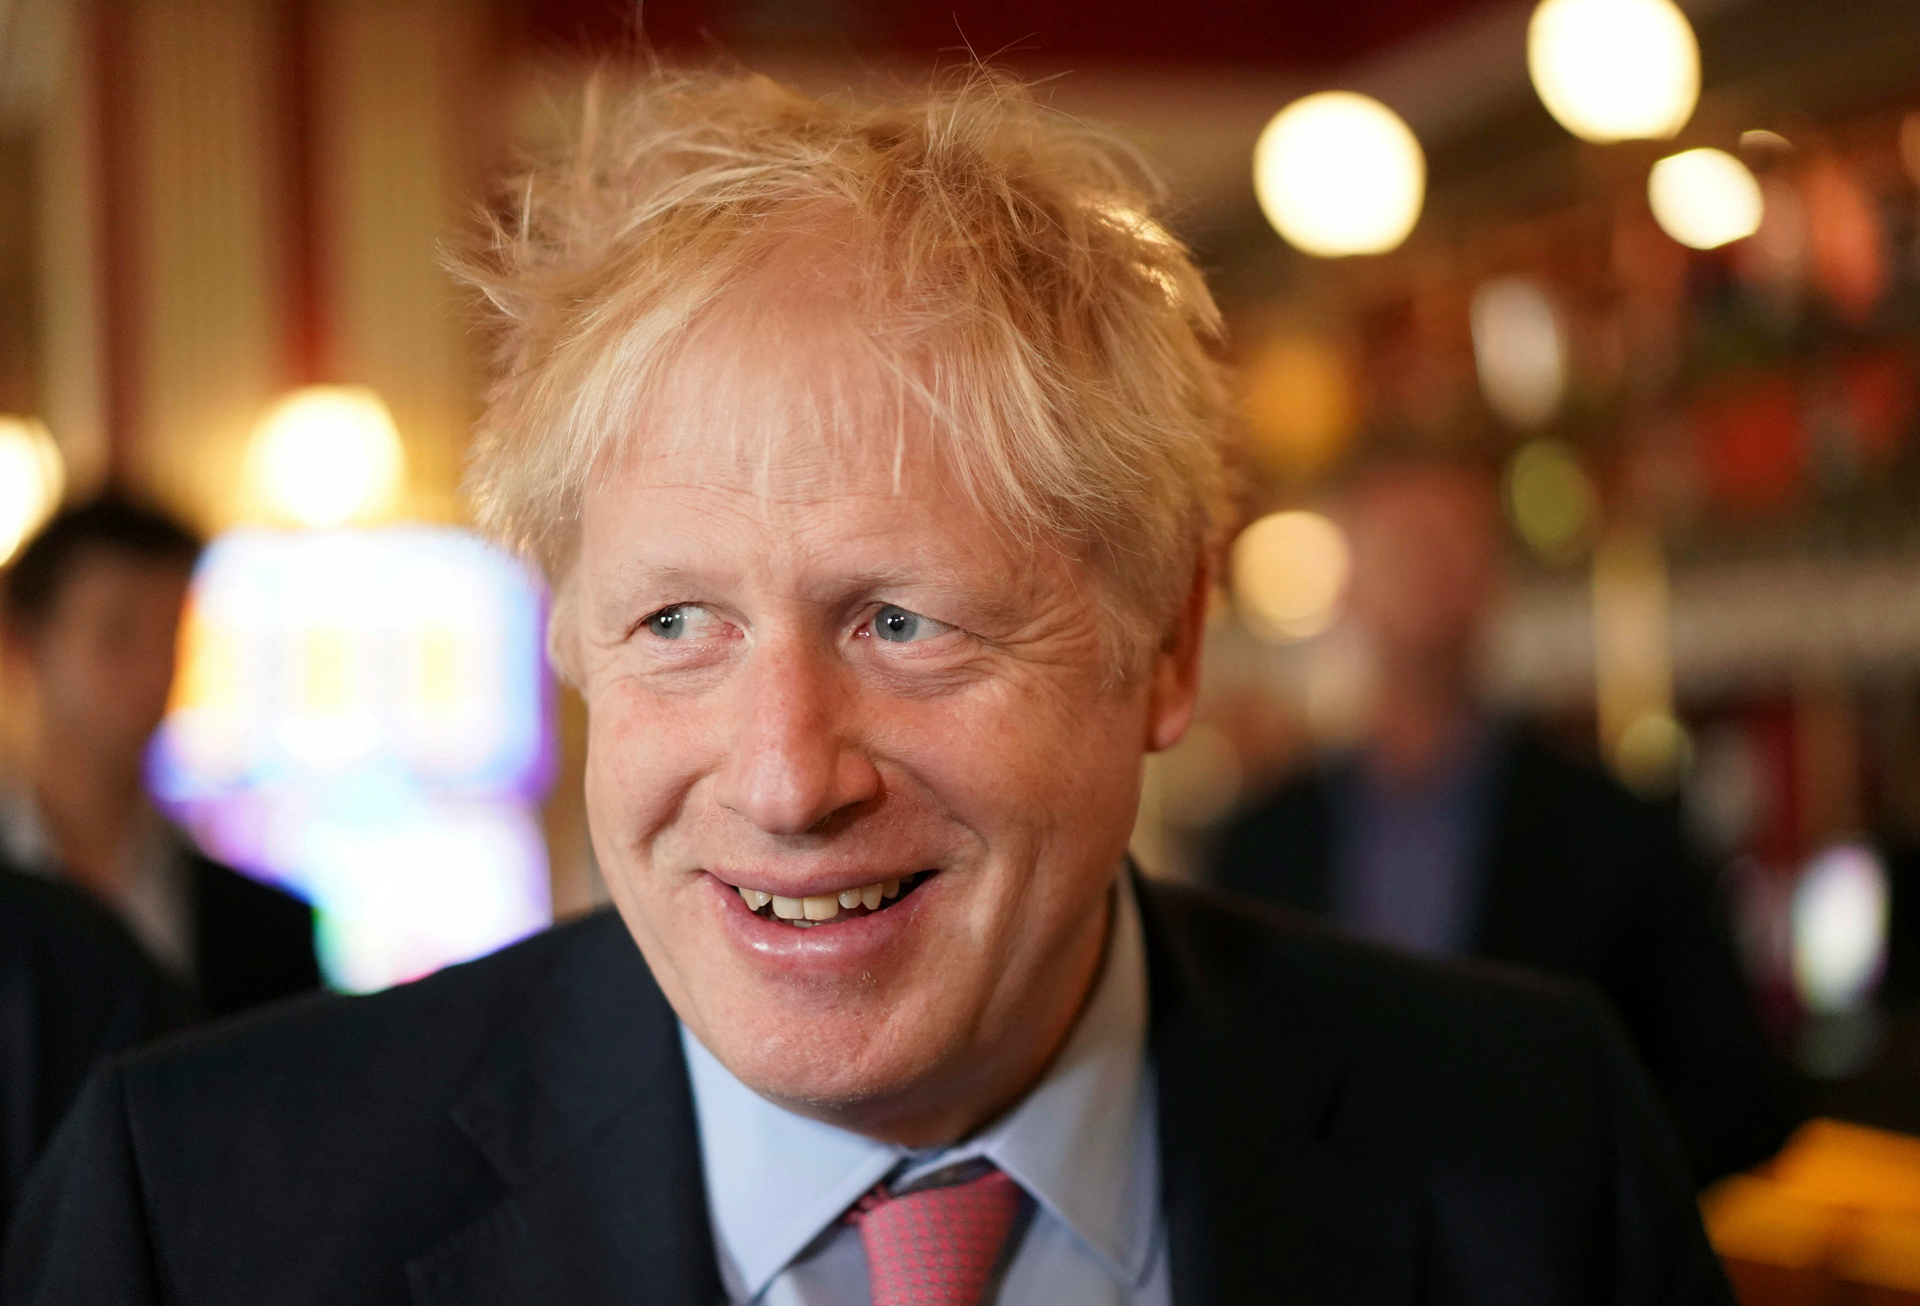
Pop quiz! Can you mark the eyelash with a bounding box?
[633,603,957,649]
[634,604,724,644]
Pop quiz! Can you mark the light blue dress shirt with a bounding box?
[680,875,1170,1306]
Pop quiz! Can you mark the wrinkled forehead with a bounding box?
[597,238,958,512]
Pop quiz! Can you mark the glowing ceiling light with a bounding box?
[1649,148,1765,250]
[1230,510,1351,642]
[248,386,406,529]
[0,415,65,564]
[1528,0,1699,143]
[1505,438,1596,563]
[1253,92,1426,258]
[1792,843,1889,1014]
[1471,276,1567,430]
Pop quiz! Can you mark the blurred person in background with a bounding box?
[8,77,1730,1305]
[0,499,319,1018]
[1210,449,1793,1185]
[0,870,186,1234]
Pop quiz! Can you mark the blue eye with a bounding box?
[873,605,937,642]
[646,606,694,640]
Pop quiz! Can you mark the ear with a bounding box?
[545,570,585,691]
[1145,559,1211,753]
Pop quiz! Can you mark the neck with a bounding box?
[33,736,147,897]
[1367,654,1477,785]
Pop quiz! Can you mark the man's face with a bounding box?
[572,311,1195,1143]
[1343,466,1503,670]
[22,549,191,766]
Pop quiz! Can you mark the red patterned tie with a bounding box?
[844,1163,1027,1306]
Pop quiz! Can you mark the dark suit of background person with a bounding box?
[0,821,319,1021]
[1211,727,1793,1187]
[3,879,1731,1306]
[1209,451,1792,1187]
[0,499,321,1021]
[0,868,189,1235]
[182,847,321,1018]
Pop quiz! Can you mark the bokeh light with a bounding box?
[1504,438,1596,563]
[0,416,65,564]
[1740,175,1810,287]
[1649,148,1765,251]
[1471,276,1567,429]
[1591,526,1676,793]
[1231,510,1351,642]
[1792,842,1890,1015]
[1527,0,1699,143]
[1240,332,1356,478]
[1252,92,1425,258]
[248,385,406,528]
[1611,709,1692,797]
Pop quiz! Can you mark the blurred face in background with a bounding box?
[567,286,1201,1146]
[17,548,191,769]
[1341,463,1504,677]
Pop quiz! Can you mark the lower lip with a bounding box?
[704,871,936,974]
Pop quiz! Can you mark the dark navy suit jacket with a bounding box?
[3,881,1733,1305]
[0,871,187,1236]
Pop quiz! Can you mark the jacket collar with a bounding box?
[405,910,724,1306]
[1137,876,1426,1306]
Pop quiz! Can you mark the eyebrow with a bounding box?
[584,554,1039,631]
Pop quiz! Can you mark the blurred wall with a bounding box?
[12,0,494,530]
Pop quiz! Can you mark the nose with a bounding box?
[714,634,880,836]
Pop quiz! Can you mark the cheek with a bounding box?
[889,677,1144,863]
[582,681,708,853]
[33,637,100,714]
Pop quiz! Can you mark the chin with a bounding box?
[702,1004,957,1118]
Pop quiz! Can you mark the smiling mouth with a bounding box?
[734,871,935,928]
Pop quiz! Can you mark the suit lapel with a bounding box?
[1140,880,1425,1306]
[405,913,724,1306]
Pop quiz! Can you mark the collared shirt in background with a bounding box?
[1330,717,1502,957]
[681,873,1168,1306]
[0,791,197,982]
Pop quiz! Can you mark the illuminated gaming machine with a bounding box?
[150,526,554,991]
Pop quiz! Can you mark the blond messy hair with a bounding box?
[459,69,1231,682]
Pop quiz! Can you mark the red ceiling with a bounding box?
[520,0,1499,71]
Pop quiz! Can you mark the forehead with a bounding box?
[578,302,1052,604]
[598,269,969,520]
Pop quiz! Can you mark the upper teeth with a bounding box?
[739,878,903,923]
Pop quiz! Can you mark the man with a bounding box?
[5,76,1731,1304]
[1210,452,1792,1186]
[1,499,319,1017]
[0,869,187,1234]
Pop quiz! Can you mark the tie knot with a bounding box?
[847,1162,1027,1306]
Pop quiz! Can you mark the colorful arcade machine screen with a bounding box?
[150,527,555,991]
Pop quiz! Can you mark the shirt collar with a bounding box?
[680,871,1157,1300]
[0,788,199,980]
[0,788,57,873]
